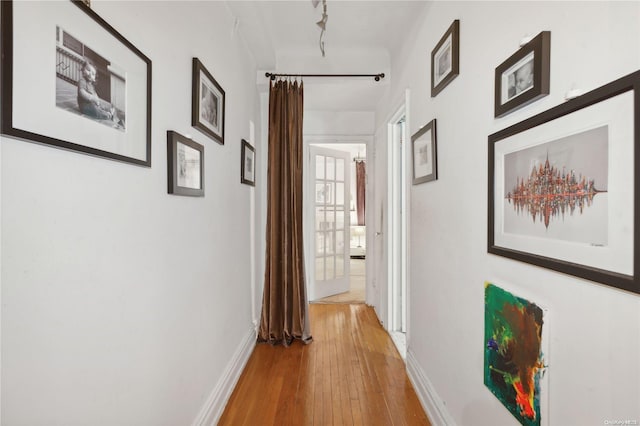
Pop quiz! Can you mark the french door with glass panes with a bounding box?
[309,146,350,300]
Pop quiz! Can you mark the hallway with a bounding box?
[219,304,429,425]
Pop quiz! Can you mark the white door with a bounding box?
[309,146,350,300]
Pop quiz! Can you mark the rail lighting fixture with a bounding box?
[313,0,328,57]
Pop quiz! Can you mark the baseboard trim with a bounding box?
[191,328,255,426]
[406,349,456,426]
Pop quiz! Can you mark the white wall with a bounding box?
[375,1,640,425]
[304,110,375,136]
[1,1,259,424]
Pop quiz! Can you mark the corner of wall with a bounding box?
[0,135,3,423]
[406,349,457,426]
[191,328,256,426]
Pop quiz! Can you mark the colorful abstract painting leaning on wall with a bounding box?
[484,282,547,426]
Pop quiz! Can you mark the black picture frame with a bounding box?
[412,119,438,185]
[488,71,640,295]
[0,0,152,166]
[431,20,459,97]
[167,130,204,197]
[494,31,550,118]
[192,58,225,145]
[241,139,255,186]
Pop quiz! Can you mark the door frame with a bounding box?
[385,89,410,339]
[303,135,373,302]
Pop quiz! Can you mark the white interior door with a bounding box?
[309,146,350,300]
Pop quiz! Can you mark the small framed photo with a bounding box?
[412,119,438,185]
[431,20,459,97]
[489,71,640,294]
[241,139,255,186]
[167,131,204,197]
[1,0,151,166]
[494,31,550,118]
[192,57,225,144]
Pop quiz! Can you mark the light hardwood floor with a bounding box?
[218,304,430,426]
[315,258,366,304]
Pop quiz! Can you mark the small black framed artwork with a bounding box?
[412,119,438,185]
[494,31,550,118]
[241,139,256,186]
[167,131,204,197]
[1,0,152,166]
[488,71,640,295]
[431,20,459,97]
[192,58,225,145]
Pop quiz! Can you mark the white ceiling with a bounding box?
[226,0,428,111]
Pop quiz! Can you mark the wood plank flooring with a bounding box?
[218,304,430,426]
[315,259,366,304]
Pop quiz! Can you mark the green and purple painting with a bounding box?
[484,282,546,426]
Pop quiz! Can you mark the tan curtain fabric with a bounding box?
[258,80,312,346]
[356,160,366,226]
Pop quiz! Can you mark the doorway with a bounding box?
[306,142,368,304]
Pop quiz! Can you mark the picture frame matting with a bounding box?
[431,19,460,97]
[192,57,225,145]
[494,31,550,118]
[241,139,256,186]
[488,71,640,294]
[167,130,204,197]
[1,0,152,166]
[412,119,438,185]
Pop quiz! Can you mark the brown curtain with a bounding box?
[258,80,312,346]
[356,160,366,226]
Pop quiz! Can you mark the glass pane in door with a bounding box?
[326,156,335,180]
[316,156,325,179]
[336,158,344,181]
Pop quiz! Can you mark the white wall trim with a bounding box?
[402,89,411,348]
[0,135,3,422]
[385,95,408,331]
[406,349,456,426]
[191,328,255,426]
[256,91,269,328]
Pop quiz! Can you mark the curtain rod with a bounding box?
[265,72,385,82]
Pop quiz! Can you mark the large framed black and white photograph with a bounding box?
[431,19,459,97]
[1,0,151,166]
[412,119,437,185]
[495,31,550,118]
[488,71,640,294]
[167,131,204,197]
[241,139,255,186]
[192,58,225,145]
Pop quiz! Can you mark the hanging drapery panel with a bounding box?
[356,160,366,226]
[258,79,312,346]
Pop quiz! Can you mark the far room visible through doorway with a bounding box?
[307,142,367,304]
